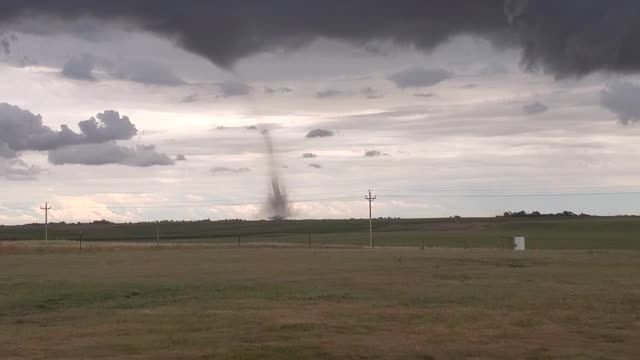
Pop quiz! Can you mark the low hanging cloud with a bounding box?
[0,142,16,158]
[1,38,9,56]
[361,87,383,99]
[364,150,388,157]
[216,81,252,97]
[0,32,16,56]
[62,54,97,81]
[308,163,322,169]
[306,129,335,138]
[0,158,43,180]
[48,142,175,167]
[315,89,344,99]
[0,103,173,170]
[389,67,452,88]
[180,93,199,103]
[414,93,435,98]
[61,55,186,86]
[210,167,251,175]
[264,86,293,95]
[522,102,549,115]
[302,153,317,158]
[0,104,137,155]
[110,61,186,86]
[175,154,187,161]
[601,82,640,124]
[78,111,138,143]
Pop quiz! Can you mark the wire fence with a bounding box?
[0,229,517,250]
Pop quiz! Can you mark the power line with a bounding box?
[376,191,640,199]
[0,196,363,211]
[374,185,640,193]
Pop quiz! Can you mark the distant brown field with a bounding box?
[0,244,638,359]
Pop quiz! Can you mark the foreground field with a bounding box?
[1,244,639,359]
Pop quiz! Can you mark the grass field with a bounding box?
[1,243,639,359]
[2,216,640,250]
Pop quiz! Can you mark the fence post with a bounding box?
[79,231,83,251]
[237,235,240,247]
[464,239,468,250]
[421,238,425,250]
[308,232,311,248]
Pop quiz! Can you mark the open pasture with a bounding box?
[1,243,639,359]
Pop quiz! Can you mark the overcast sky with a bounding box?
[2,1,640,224]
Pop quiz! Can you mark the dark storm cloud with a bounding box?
[389,67,452,88]
[0,1,509,68]
[175,154,187,161]
[479,62,510,76]
[302,153,316,158]
[306,129,334,138]
[504,0,640,77]
[315,89,344,99]
[0,104,137,155]
[61,54,97,81]
[216,81,252,97]
[522,102,549,115]
[601,82,640,124]
[3,1,640,77]
[308,163,322,169]
[48,142,175,167]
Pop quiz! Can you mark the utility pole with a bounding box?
[40,202,51,241]
[156,221,160,245]
[365,190,376,248]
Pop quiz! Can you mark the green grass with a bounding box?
[1,245,639,359]
[2,216,640,250]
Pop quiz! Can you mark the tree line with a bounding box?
[501,211,591,217]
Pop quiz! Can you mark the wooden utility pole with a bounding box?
[40,202,51,241]
[365,190,376,248]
